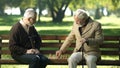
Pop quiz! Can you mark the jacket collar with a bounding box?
[82,18,93,34]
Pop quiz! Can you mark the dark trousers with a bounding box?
[13,54,49,68]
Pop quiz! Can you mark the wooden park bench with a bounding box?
[0,35,120,67]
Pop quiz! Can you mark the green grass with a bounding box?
[0,15,120,35]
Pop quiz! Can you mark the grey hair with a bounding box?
[74,9,88,20]
[23,8,36,18]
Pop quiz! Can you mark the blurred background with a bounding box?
[0,0,120,68]
[0,0,120,36]
[0,0,120,20]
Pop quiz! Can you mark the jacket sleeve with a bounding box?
[87,23,104,45]
[60,27,75,53]
[33,27,41,49]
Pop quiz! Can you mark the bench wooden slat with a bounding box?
[0,35,67,40]
[1,35,120,40]
[1,59,120,65]
[1,50,119,55]
[96,60,120,66]
[41,35,66,40]
[0,35,120,66]
[1,43,119,48]
[104,36,120,40]
[100,43,119,48]
[1,43,62,47]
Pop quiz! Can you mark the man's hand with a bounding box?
[26,49,34,54]
[56,50,62,58]
[33,49,40,54]
[26,49,40,54]
[80,38,86,44]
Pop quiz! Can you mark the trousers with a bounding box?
[13,54,49,68]
[68,52,97,68]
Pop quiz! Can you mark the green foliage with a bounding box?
[111,0,120,10]
[69,0,85,10]
[0,15,21,25]
[20,0,37,9]
[8,0,23,7]
[69,0,120,11]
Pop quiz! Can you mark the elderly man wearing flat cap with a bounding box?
[9,8,49,68]
[56,9,104,68]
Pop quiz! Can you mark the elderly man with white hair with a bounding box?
[9,8,49,68]
[56,9,104,68]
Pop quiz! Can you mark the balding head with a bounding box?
[74,9,89,20]
[22,8,37,26]
[23,8,36,18]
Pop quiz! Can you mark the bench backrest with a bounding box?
[0,35,120,60]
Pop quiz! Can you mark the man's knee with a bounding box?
[68,56,76,63]
[86,56,97,64]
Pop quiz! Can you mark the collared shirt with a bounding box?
[19,19,29,34]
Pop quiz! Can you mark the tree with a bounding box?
[47,0,72,22]
[111,0,120,17]
[37,0,47,23]
[0,0,21,15]
[111,0,120,10]
[20,0,37,14]
[69,0,85,11]
[0,0,7,15]
[6,0,23,7]
[37,0,41,23]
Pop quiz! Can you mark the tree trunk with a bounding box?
[37,0,41,23]
[53,10,64,22]
[94,7,102,19]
